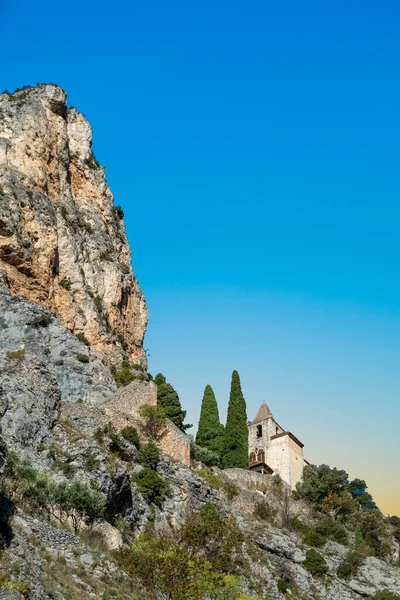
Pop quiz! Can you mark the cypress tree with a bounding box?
[154,373,191,432]
[196,385,225,456]
[222,370,248,469]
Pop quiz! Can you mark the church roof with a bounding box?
[252,402,273,423]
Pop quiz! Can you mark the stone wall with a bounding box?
[100,379,190,466]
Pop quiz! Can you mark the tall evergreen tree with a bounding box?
[196,385,225,456]
[222,370,248,469]
[154,373,192,432]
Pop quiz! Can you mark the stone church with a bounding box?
[248,402,307,489]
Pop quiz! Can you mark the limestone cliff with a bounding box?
[0,84,147,366]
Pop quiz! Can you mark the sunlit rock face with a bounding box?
[0,84,148,367]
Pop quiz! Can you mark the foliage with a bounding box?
[303,549,328,576]
[196,384,225,457]
[222,481,239,500]
[222,371,248,469]
[31,313,52,327]
[75,332,90,346]
[58,277,71,290]
[133,468,167,505]
[120,426,140,449]
[114,205,124,219]
[315,516,348,545]
[139,404,168,439]
[358,509,392,557]
[112,361,145,387]
[302,528,326,548]
[140,442,160,470]
[389,515,400,543]
[154,373,191,432]
[6,349,25,360]
[253,500,277,523]
[296,464,377,520]
[190,438,220,467]
[1,452,105,533]
[94,295,103,313]
[336,550,364,579]
[370,592,400,600]
[116,503,244,599]
[117,333,128,352]
[197,468,222,489]
[76,353,89,363]
[51,460,76,478]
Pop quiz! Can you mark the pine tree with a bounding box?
[196,385,225,456]
[222,370,248,469]
[154,373,191,432]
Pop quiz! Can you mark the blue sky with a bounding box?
[1,0,400,513]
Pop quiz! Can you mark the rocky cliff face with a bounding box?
[0,84,147,366]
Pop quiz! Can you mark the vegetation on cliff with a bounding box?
[222,370,249,469]
[196,384,225,458]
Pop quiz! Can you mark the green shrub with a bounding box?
[303,549,328,576]
[370,592,400,600]
[54,359,64,366]
[139,404,167,439]
[116,503,244,599]
[140,442,160,470]
[31,314,52,327]
[51,460,76,478]
[6,349,25,360]
[114,205,124,219]
[290,516,309,533]
[44,347,50,355]
[120,426,140,449]
[315,516,348,545]
[277,578,291,593]
[94,427,104,444]
[117,333,128,352]
[190,439,220,467]
[75,332,90,346]
[94,295,103,312]
[76,353,89,363]
[336,550,364,579]
[85,454,100,471]
[133,468,167,505]
[58,277,71,290]
[197,468,222,489]
[222,481,239,500]
[302,528,326,548]
[112,360,145,387]
[60,350,67,357]
[253,500,277,523]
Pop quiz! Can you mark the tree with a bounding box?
[196,385,225,457]
[222,371,248,469]
[154,373,191,432]
[347,478,377,510]
[296,464,349,504]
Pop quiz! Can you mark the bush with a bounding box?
[6,349,25,360]
[120,426,140,449]
[75,332,90,346]
[358,509,392,557]
[197,468,222,489]
[58,277,71,290]
[140,442,160,470]
[117,333,128,352]
[112,361,145,387]
[277,578,291,593]
[139,404,167,439]
[31,314,52,327]
[94,295,103,313]
[315,516,348,545]
[302,528,326,548]
[371,592,400,600]
[116,503,244,599]
[114,205,124,219]
[133,468,167,505]
[253,500,277,523]
[190,439,220,467]
[336,550,364,579]
[51,460,76,478]
[222,481,239,500]
[303,549,328,576]
[76,353,89,363]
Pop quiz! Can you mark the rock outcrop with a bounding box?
[0,84,147,366]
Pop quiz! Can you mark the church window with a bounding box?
[257,449,265,462]
[256,424,262,438]
[249,452,256,463]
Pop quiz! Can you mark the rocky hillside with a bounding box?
[0,85,399,600]
[0,84,147,367]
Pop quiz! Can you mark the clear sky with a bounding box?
[1,1,399,514]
